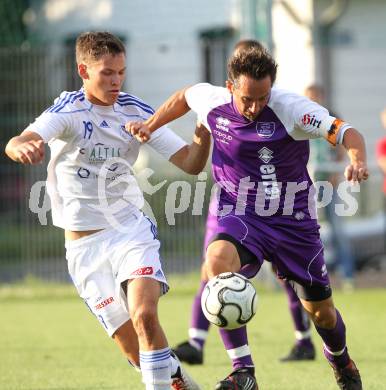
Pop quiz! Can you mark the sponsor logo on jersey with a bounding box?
[77,167,90,178]
[258,147,273,164]
[213,116,232,144]
[258,147,280,199]
[95,296,114,310]
[100,120,110,128]
[213,129,233,144]
[301,113,322,128]
[155,269,164,278]
[216,116,231,129]
[89,143,121,163]
[256,122,275,138]
[131,266,154,276]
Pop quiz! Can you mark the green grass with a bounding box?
[0,276,385,389]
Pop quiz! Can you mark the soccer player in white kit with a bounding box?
[5,31,210,390]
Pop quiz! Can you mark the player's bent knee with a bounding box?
[206,245,239,277]
[205,254,230,275]
[131,306,159,336]
[310,306,337,329]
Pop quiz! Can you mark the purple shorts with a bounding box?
[204,207,330,290]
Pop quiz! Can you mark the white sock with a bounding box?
[170,352,180,377]
[139,348,171,390]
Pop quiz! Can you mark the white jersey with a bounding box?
[27,89,186,230]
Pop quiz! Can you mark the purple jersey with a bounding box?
[186,84,342,222]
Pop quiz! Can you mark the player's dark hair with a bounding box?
[228,43,278,86]
[233,39,265,56]
[76,31,125,64]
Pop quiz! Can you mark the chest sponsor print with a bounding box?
[258,147,274,164]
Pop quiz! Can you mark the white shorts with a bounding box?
[65,211,169,337]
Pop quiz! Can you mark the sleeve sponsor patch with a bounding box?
[301,113,322,129]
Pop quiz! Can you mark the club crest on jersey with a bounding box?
[258,147,273,164]
[215,116,231,131]
[120,125,133,140]
[256,122,275,138]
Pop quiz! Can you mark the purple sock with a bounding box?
[283,280,313,348]
[219,326,254,370]
[189,281,210,350]
[315,309,350,368]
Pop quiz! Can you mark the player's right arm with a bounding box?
[6,98,71,164]
[5,131,45,165]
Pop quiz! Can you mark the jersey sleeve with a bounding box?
[147,125,187,160]
[269,88,351,145]
[185,83,230,128]
[292,95,352,145]
[25,111,72,143]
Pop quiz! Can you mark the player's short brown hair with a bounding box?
[228,41,278,86]
[75,31,125,64]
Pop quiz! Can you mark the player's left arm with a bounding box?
[169,122,211,174]
[340,127,369,183]
[291,94,369,183]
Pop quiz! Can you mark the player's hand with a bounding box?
[125,121,152,143]
[14,139,45,164]
[344,162,369,183]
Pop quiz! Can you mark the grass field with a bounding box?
[0,276,385,390]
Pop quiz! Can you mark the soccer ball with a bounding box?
[201,272,258,330]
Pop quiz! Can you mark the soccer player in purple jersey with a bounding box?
[173,40,316,367]
[126,43,368,390]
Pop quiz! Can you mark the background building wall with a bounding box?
[271,0,316,94]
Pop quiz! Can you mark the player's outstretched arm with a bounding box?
[5,131,45,165]
[169,122,211,175]
[341,128,369,183]
[126,87,190,142]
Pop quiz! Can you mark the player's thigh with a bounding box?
[72,266,129,336]
[66,240,130,337]
[113,213,169,298]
